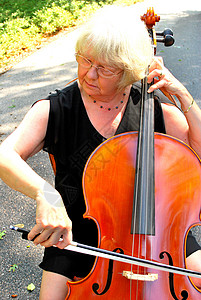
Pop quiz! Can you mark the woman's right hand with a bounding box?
[28,182,72,249]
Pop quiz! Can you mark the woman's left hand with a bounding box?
[147,57,201,159]
[147,57,185,97]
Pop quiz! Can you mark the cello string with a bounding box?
[146,83,152,266]
[140,74,155,299]
[130,77,147,299]
[130,159,138,300]
[148,63,156,272]
[142,99,149,292]
[145,77,156,273]
[140,75,149,271]
[130,131,140,300]
[130,67,155,298]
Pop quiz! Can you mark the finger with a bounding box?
[155,56,164,64]
[148,79,166,93]
[152,56,164,66]
[28,224,44,241]
[149,57,164,73]
[32,227,55,245]
[147,69,164,83]
[39,230,63,247]
[55,229,73,249]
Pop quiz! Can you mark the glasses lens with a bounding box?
[98,68,115,78]
[76,54,91,68]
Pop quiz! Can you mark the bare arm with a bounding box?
[148,57,201,158]
[0,100,72,248]
[0,101,48,194]
[186,250,201,289]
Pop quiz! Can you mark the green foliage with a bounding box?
[0,0,142,71]
[0,18,41,64]
[33,4,74,34]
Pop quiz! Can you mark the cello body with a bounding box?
[66,132,201,299]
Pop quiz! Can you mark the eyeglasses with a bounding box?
[75,53,122,78]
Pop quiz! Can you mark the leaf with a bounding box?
[0,230,6,239]
[9,264,18,272]
[14,224,24,228]
[27,283,35,291]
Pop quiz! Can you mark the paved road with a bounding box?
[0,1,200,299]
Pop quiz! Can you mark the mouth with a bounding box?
[84,80,98,89]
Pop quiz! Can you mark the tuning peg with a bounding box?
[157,34,175,47]
[156,28,173,37]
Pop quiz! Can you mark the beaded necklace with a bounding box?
[91,92,126,111]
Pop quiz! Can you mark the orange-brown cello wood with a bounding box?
[66,132,201,299]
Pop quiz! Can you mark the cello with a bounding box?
[64,8,201,299]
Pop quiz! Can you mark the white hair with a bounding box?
[75,5,152,90]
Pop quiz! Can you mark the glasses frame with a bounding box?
[75,53,122,78]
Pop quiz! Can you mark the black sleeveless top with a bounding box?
[43,81,166,240]
[40,81,200,278]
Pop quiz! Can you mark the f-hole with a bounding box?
[160,251,188,299]
[92,248,124,295]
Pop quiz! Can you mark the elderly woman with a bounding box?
[0,5,201,299]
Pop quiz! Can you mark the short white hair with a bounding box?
[75,5,152,90]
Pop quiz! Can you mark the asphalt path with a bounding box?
[0,1,201,299]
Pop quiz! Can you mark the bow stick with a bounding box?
[10,225,201,279]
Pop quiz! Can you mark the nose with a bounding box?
[86,65,99,79]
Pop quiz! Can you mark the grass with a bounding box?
[0,0,143,73]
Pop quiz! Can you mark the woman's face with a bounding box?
[77,51,123,100]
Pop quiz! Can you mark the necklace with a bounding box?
[90,92,126,111]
